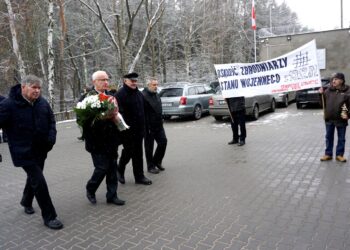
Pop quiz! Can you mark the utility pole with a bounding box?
[269,2,275,34]
[341,0,343,28]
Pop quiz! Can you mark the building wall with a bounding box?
[259,28,350,79]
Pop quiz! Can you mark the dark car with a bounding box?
[296,78,330,109]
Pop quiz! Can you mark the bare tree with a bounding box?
[129,0,165,72]
[47,0,55,108]
[5,0,26,81]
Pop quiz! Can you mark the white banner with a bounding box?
[214,40,321,98]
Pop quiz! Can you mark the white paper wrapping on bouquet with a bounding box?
[116,113,130,131]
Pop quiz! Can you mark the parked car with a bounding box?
[273,91,297,107]
[159,82,213,120]
[209,89,276,120]
[296,78,330,109]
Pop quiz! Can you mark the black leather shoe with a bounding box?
[24,206,35,215]
[155,164,165,171]
[228,140,238,145]
[107,197,125,206]
[86,192,96,204]
[117,170,125,184]
[148,168,160,174]
[135,177,152,185]
[238,141,245,146]
[44,218,63,230]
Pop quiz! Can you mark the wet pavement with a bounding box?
[1,105,350,250]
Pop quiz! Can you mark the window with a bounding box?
[159,88,183,97]
[196,86,206,94]
[188,87,197,95]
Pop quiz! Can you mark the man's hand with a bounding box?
[319,87,324,94]
[341,113,348,120]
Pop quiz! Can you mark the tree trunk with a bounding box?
[47,0,55,109]
[5,0,26,81]
[37,34,48,84]
[58,0,66,112]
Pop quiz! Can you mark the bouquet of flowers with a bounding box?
[74,93,129,131]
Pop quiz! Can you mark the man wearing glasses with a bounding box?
[82,70,125,206]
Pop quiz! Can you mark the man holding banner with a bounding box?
[227,97,246,146]
[320,72,350,163]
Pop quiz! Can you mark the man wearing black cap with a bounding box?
[116,72,152,185]
[320,72,350,163]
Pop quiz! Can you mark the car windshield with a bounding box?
[159,88,183,97]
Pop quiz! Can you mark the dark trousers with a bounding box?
[144,128,167,169]
[21,158,57,222]
[118,135,144,180]
[325,123,346,156]
[86,153,118,200]
[230,110,246,142]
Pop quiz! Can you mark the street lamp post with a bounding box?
[269,4,275,33]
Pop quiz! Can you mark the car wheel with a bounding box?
[296,102,302,109]
[163,115,171,120]
[214,116,223,121]
[193,105,202,120]
[270,99,276,112]
[252,104,259,120]
[282,96,289,107]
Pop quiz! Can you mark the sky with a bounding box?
[275,0,350,31]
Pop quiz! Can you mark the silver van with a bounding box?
[159,82,213,120]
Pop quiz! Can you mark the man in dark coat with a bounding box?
[80,70,125,205]
[116,72,152,185]
[0,94,8,143]
[0,94,5,162]
[142,78,167,173]
[0,75,63,230]
[227,96,246,146]
[320,72,350,162]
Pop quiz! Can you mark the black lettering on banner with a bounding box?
[241,74,281,88]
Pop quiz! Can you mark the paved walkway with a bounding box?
[1,106,350,250]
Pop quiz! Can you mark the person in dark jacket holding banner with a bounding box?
[226,96,246,146]
[320,72,350,162]
[81,70,125,206]
[0,75,63,230]
[142,78,167,174]
[116,73,152,185]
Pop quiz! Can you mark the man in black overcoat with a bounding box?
[116,73,152,185]
[0,75,63,229]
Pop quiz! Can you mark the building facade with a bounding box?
[259,28,350,79]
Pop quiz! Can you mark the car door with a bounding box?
[186,86,197,109]
[195,85,210,111]
[257,94,270,111]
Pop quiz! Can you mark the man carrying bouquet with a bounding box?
[78,70,125,206]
